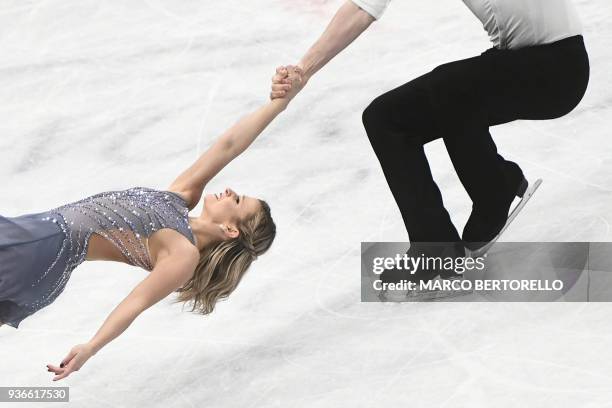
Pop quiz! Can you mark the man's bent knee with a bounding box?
[362,95,389,134]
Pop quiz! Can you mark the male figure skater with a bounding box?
[271,0,590,286]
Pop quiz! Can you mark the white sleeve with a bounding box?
[350,0,391,20]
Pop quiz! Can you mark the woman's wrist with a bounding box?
[86,339,101,355]
[270,96,290,112]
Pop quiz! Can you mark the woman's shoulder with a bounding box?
[148,228,200,269]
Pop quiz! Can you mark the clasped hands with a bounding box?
[269,65,307,104]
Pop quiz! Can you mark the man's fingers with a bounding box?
[285,64,303,75]
[274,66,289,78]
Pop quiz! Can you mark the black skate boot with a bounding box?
[462,161,529,253]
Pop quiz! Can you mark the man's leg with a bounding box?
[426,54,516,214]
[362,75,461,244]
[415,54,522,246]
[361,35,588,247]
[427,36,589,244]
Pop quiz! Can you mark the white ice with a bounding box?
[1,0,612,406]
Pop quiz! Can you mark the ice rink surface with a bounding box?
[1,0,612,406]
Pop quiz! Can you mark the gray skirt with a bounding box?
[0,212,70,328]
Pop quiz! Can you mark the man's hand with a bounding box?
[47,343,96,381]
[269,1,374,102]
[270,65,306,101]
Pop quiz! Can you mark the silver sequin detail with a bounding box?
[26,187,194,311]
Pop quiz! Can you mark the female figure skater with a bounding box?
[0,69,302,380]
[271,0,590,288]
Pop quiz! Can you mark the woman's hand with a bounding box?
[46,343,96,381]
[270,65,306,102]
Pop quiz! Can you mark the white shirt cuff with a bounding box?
[350,0,386,20]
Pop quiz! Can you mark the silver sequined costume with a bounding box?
[0,186,194,328]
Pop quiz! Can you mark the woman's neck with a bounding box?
[188,217,223,251]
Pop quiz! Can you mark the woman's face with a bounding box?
[204,187,261,226]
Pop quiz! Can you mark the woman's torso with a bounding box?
[86,226,190,267]
[45,186,195,271]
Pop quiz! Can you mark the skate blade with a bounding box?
[405,288,474,302]
[378,289,411,302]
[378,288,472,302]
[377,278,474,302]
[467,178,543,258]
[407,277,474,302]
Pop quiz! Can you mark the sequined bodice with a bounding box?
[42,186,194,271]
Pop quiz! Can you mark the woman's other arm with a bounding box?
[88,248,198,354]
[47,247,199,381]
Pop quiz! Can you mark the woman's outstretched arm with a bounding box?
[270,1,375,99]
[47,247,199,381]
[168,69,302,210]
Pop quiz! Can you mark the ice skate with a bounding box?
[377,259,437,302]
[377,243,473,302]
[465,178,543,258]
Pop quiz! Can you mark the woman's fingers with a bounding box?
[47,363,69,380]
[47,344,93,382]
[270,82,292,99]
[270,90,286,99]
[52,367,72,381]
[53,359,78,381]
[60,348,77,368]
[46,364,62,373]
[272,83,291,92]
[272,73,287,84]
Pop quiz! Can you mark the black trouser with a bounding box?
[362,35,590,244]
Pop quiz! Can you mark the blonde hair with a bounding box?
[173,199,276,315]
